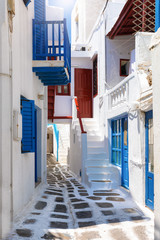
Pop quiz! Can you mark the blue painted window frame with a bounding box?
[21,96,35,153]
[111,119,122,167]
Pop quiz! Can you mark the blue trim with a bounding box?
[32,18,71,86]
[145,110,154,210]
[53,124,59,161]
[121,117,129,189]
[111,115,129,189]
[155,0,160,31]
[111,119,122,167]
[34,108,38,182]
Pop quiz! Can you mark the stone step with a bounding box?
[87,141,104,147]
[88,147,105,154]
[88,173,111,181]
[89,180,114,189]
[88,152,107,159]
[86,159,109,167]
[86,166,111,174]
[87,135,102,141]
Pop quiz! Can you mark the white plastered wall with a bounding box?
[150,28,160,240]
[70,0,153,208]
[11,0,48,217]
[0,1,12,238]
[106,35,135,88]
[0,1,48,235]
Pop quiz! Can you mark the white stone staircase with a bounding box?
[74,119,120,189]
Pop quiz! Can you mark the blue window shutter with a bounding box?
[21,99,35,153]
[34,0,46,60]
[34,0,46,21]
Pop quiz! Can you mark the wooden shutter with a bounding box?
[34,0,46,21]
[34,0,46,60]
[21,98,35,153]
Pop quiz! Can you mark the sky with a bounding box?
[48,0,77,41]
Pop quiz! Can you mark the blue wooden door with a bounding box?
[122,117,129,189]
[145,111,154,210]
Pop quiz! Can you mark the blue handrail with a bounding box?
[32,19,71,80]
[53,124,59,161]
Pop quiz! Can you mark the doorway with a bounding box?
[111,117,129,189]
[145,110,154,210]
[122,117,129,189]
[35,106,42,185]
[75,68,93,118]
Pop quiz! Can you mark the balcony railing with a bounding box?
[108,74,135,110]
[33,19,71,76]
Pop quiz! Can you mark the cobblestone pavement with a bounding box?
[5,155,154,240]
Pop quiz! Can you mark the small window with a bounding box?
[120,59,129,76]
[93,56,98,97]
[56,83,70,96]
[23,0,31,7]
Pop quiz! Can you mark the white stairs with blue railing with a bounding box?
[75,119,120,189]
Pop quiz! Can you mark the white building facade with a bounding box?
[0,0,71,238]
[69,0,155,214]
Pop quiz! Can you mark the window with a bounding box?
[21,96,35,153]
[111,119,122,166]
[56,83,70,96]
[93,56,98,97]
[23,0,31,7]
[120,59,129,76]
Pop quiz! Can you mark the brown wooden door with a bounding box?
[75,68,93,118]
[48,86,56,120]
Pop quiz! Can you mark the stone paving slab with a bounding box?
[34,201,47,210]
[5,156,154,240]
[72,202,90,209]
[54,204,67,213]
[50,214,69,219]
[78,221,96,228]
[75,211,92,219]
[50,221,68,229]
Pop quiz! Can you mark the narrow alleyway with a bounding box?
[6,155,153,240]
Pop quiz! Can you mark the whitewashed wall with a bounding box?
[106,35,135,88]
[69,126,81,179]
[0,1,12,238]
[70,0,154,209]
[0,1,48,238]
[150,28,160,240]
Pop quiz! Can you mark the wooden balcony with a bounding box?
[32,19,71,86]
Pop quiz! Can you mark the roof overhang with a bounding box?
[107,0,155,39]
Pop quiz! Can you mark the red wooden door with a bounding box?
[75,69,93,118]
[48,86,56,120]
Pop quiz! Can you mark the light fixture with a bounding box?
[38,94,44,100]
